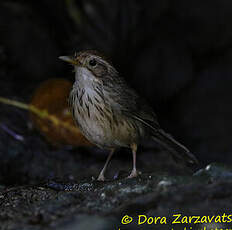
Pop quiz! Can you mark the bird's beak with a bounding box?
[59,56,80,66]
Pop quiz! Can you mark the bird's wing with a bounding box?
[124,100,161,132]
[106,78,160,131]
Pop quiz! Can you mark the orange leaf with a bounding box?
[30,78,91,147]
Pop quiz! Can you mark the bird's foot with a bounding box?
[127,169,138,179]
[97,173,105,181]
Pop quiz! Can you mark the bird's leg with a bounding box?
[97,149,115,181]
[128,143,138,178]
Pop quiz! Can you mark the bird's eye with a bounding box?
[89,59,97,67]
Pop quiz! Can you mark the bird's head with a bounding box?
[59,50,117,81]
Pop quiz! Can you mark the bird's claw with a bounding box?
[127,169,138,179]
[97,174,105,181]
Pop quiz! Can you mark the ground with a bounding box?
[0,128,231,230]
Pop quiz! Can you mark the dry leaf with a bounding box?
[30,78,91,147]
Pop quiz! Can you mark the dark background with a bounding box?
[1,0,232,163]
[0,1,232,229]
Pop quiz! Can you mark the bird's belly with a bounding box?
[77,116,111,147]
[70,87,140,148]
[74,108,138,148]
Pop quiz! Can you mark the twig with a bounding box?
[0,96,78,133]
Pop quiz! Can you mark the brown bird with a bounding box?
[59,50,198,181]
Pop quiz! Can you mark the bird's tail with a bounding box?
[152,129,198,165]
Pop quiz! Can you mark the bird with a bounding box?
[59,50,198,181]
